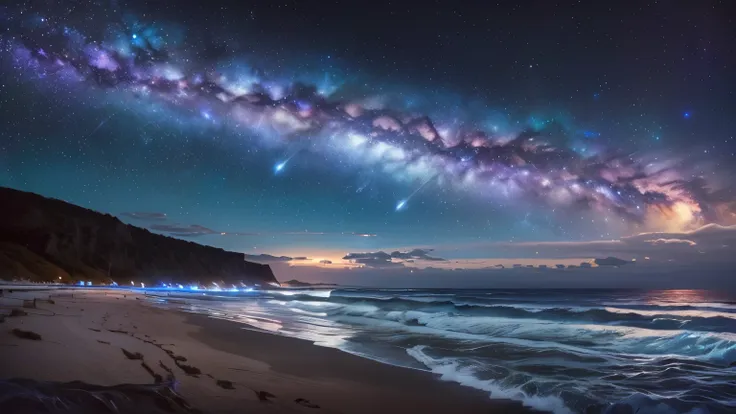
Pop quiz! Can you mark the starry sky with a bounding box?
[1,0,735,282]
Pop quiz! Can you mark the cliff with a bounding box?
[0,187,279,286]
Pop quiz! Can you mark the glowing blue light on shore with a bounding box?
[178,284,184,289]
[190,285,199,290]
[78,281,85,286]
[244,288,254,292]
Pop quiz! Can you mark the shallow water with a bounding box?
[150,288,736,414]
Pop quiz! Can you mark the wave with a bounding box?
[266,289,333,298]
[406,344,735,414]
[603,301,736,313]
[406,345,574,414]
[280,295,736,334]
[274,299,736,363]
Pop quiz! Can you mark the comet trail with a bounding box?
[84,112,118,139]
[396,176,437,211]
[274,150,302,174]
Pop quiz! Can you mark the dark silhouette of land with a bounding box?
[0,187,278,286]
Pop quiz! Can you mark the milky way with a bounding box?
[2,4,734,234]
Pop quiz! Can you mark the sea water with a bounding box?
[154,289,736,414]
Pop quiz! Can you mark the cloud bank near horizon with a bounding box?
[255,224,736,274]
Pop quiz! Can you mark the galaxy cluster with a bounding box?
[2,2,734,235]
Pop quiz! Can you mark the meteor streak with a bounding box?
[396,176,437,212]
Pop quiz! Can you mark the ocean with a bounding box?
[150,288,736,414]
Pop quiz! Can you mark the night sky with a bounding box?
[1,1,734,282]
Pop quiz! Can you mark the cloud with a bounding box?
[351,233,377,237]
[134,217,375,239]
[121,211,168,221]
[644,238,696,246]
[242,254,314,264]
[342,249,445,268]
[593,257,630,267]
[319,259,333,265]
[488,224,736,263]
[132,214,373,240]
[273,261,736,290]
[243,254,294,263]
[390,248,445,261]
[343,252,392,261]
[342,251,404,268]
[149,223,217,237]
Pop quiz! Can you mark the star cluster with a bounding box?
[1,1,734,248]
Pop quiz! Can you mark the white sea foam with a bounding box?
[266,289,333,298]
[406,345,574,414]
[604,307,736,320]
[604,301,736,311]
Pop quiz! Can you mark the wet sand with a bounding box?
[0,289,537,414]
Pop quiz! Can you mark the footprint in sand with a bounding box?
[121,348,144,360]
[141,361,163,383]
[215,379,235,390]
[11,329,42,341]
[295,398,321,409]
[255,390,276,402]
[175,361,202,376]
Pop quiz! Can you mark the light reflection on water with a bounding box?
[181,299,354,349]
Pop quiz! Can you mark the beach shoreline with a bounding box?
[0,289,536,414]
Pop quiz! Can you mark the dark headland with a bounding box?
[0,186,277,286]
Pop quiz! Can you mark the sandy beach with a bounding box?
[0,289,535,414]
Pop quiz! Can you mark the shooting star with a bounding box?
[396,175,437,211]
[273,149,304,174]
[85,112,117,139]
